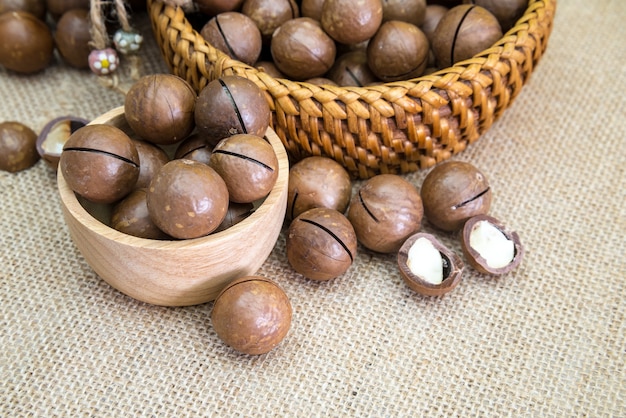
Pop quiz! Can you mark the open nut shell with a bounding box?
[397,232,464,296]
[461,214,524,275]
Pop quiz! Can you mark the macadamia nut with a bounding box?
[468,220,514,269]
[407,237,443,285]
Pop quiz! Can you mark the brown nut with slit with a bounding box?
[60,124,140,204]
[420,160,492,232]
[287,207,357,281]
[0,121,40,172]
[431,4,502,68]
[124,74,197,145]
[348,174,423,253]
[209,133,278,204]
[398,232,464,296]
[286,156,352,221]
[461,214,523,275]
[195,75,271,147]
[146,159,229,239]
[211,275,292,355]
[199,12,262,66]
[271,17,336,80]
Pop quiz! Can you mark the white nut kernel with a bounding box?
[469,220,514,269]
[406,237,443,285]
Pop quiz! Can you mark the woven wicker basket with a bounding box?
[148,0,556,179]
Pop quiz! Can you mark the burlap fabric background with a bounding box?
[2,0,624,416]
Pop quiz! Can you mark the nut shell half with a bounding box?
[398,232,464,296]
[461,214,524,275]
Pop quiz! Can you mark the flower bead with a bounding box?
[113,29,143,55]
[88,48,119,76]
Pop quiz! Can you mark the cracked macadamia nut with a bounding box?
[287,207,357,281]
[60,124,140,204]
[200,12,262,66]
[0,121,39,172]
[348,174,423,253]
[398,232,464,296]
[146,159,229,239]
[461,214,523,275]
[287,156,352,221]
[124,74,197,145]
[195,75,271,146]
[36,116,88,170]
[209,133,278,203]
[0,11,54,74]
[431,4,502,68]
[420,160,492,232]
[211,275,292,355]
[271,17,336,80]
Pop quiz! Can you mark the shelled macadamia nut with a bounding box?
[398,232,464,296]
[461,214,524,275]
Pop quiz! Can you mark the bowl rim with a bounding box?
[57,106,289,250]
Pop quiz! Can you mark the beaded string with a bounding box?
[88,0,143,94]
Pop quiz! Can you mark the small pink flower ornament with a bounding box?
[88,48,119,76]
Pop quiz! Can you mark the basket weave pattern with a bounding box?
[148,0,556,179]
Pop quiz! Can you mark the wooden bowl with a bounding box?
[57,107,289,307]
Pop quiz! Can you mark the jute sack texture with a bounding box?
[148,0,556,179]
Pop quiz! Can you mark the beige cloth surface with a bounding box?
[1,1,625,416]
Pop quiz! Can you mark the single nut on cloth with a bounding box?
[348,174,423,253]
[0,121,40,172]
[286,156,352,221]
[461,214,524,275]
[286,207,357,281]
[55,8,92,68]
[420,160,492,232]
[211,275,292,355]
[398,232,464,297]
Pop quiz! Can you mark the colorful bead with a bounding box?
[113,29,143,55]
[88,48,119,76]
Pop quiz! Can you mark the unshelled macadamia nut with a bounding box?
[420,160,492,232]
[211,275,292,355]
[0,121,40,172]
